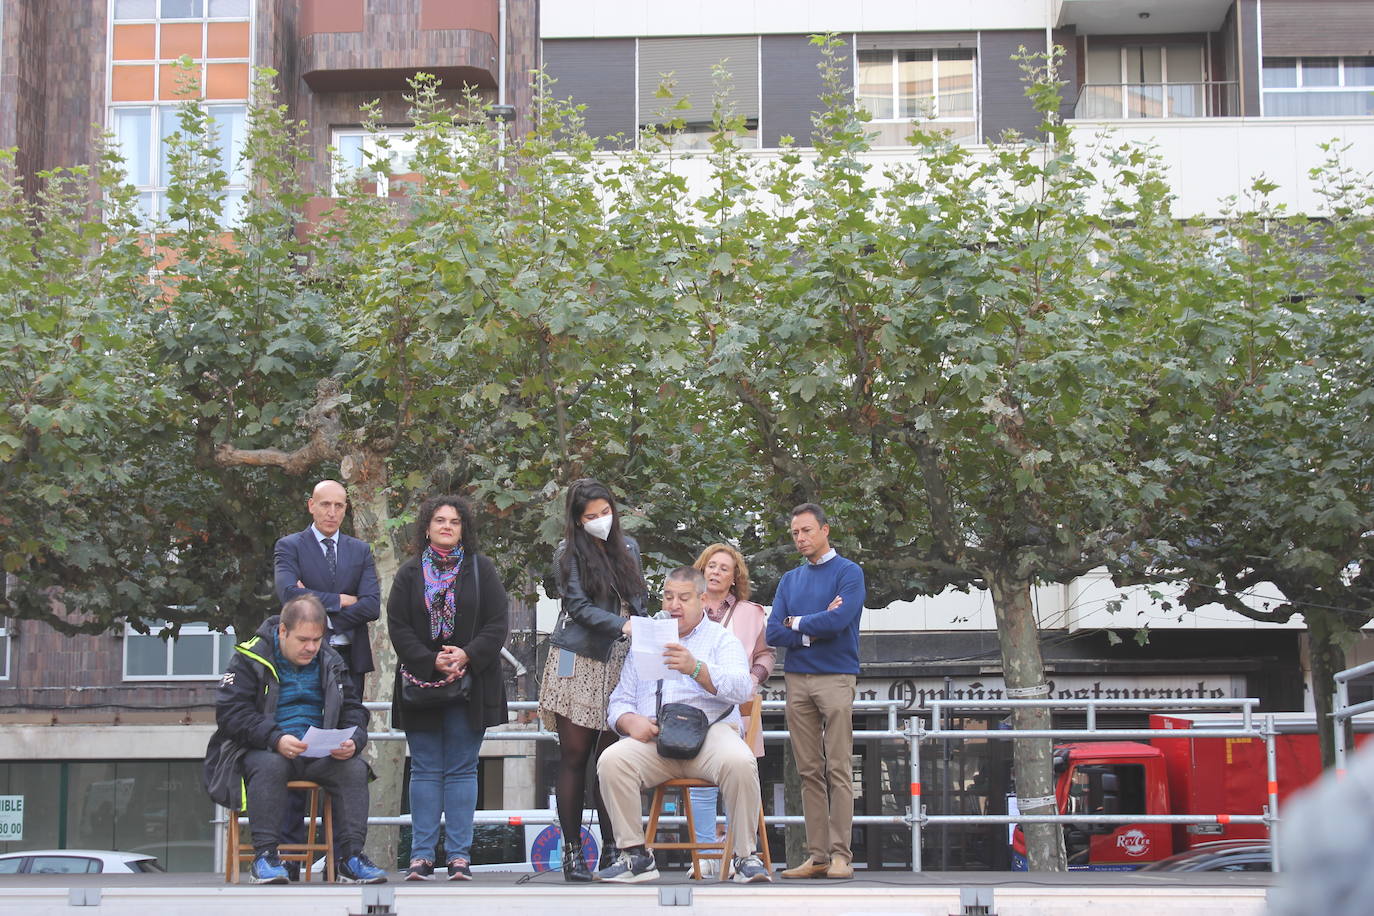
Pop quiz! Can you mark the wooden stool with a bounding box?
[225,779,336,883]
[644,697,772,881]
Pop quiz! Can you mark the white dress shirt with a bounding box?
[606,614,755,734]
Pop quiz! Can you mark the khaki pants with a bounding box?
[784,671,856,863]
[598,722,761,858]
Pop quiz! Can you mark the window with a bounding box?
[107,0,252,224]
[331,127,425,196]
[111,103,248,224]
[123,621,236,680]
[856,49,976,145]
[637,37,761,150]
[1263,57,1374,117]
[113,0,251,19]
[0,617,9,680]
[1079,44,1215,118]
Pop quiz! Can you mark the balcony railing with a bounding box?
[1073,81,1240,119]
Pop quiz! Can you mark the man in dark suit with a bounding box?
[274,479,380,704]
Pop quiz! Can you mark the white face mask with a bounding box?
[583,514,614,541]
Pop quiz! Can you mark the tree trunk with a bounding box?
[1305,607,1349,771]
[987,566,1066,872]
[340,450,404,868]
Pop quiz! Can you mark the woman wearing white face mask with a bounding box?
[538,478,648,881]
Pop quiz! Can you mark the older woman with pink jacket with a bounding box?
[687,543,776,873]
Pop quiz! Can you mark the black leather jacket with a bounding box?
[549,535,648,661]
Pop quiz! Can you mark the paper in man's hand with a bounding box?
[630,616,680,681]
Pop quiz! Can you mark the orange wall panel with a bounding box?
[206,21,251,59]
[159,63,203,99]
[111,65,156,102]
[301,0,363,36]
[160,22,203,60]
[113,24,156,61]
[421,0,498,35]
[205,63,250,100]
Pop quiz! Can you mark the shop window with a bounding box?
[123,621,235,680]
[856,48,977,144]
[1262,57,1374,116]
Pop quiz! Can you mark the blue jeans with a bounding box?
[689,786,722,845]
[407,704,484,862]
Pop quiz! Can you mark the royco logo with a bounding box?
[1116,829,1151,857]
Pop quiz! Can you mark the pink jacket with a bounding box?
[711,598,775,756]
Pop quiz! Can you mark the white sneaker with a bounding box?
[694,858,719,879]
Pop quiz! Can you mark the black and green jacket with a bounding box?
[201,615,369,810]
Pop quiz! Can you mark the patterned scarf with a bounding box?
[422,543,464,640]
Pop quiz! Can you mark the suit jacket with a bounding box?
[274,527,381,675]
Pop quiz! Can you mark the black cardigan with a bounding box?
[387,552,510,732]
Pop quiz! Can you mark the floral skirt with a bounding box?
[537,632,630,732]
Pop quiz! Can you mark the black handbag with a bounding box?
[655,681,731,760]
[401,670,472,707]
[399,555,479,707]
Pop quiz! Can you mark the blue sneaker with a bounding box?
[250,850,289,885]
[337,852,387,884]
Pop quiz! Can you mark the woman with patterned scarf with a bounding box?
[388,495,510,881]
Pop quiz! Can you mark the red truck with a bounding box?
[1010,713,1366,870]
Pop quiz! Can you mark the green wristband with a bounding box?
[691,660,703,680]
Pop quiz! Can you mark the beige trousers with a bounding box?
[597,722,761,858]
[784,671,857,863]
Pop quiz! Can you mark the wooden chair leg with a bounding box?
[757,805,772,871]
[645,785,667,852]
[718,815,735,882]
[225,808,238,884]
[323,793,335,882]
[682,786,702,879]
[302,787,319,883]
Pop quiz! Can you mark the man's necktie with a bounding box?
[323,537,337,577]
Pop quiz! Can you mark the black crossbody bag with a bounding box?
[655,680,732,760]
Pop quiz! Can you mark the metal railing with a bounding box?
[1073,81,1240,119]
[217,695,1282,873]
[1330,659,1374,774]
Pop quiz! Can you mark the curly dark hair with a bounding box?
[412,494,479,556]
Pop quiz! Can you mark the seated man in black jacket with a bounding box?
[204,595,385,884]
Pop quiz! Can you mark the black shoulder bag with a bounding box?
[655,680,732,760]
[400,558,478,707]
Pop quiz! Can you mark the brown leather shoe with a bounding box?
[780,858,830,879]
[825,858,853,879]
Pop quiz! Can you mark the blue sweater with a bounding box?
[272,633,324,739]
[765,553,866,675]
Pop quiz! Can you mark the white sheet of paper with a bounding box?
[631,616,681,682]
[300,726,356,758]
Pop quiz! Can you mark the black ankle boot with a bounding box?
[563,840,592,882]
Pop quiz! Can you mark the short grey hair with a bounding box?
[665,566,707,595]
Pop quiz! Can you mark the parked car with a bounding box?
[0,850,163,874]
[1137,840,1272,872]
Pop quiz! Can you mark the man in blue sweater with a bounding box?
[766,503,866,879]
